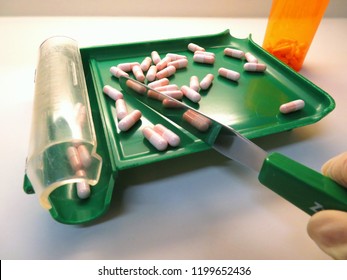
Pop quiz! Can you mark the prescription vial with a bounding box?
[262,0,330,71]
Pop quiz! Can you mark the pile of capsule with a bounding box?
[103,42,305,151]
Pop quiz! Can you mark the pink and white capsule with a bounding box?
[200,74,214,90]
[224,48,245,59]
[166,53,187,61]
[188,43,205,52]
[77,144,92,168]
[167,58,188,69]
[142,126,168,151]
[117,62,140,72]
[116,99,128,120]
[245,52,258,63]
[190,76,200,91]
[194,50,215,57]
[193,53,215,64]
[148,78,170,89]
[132,65,145,82]
[75,170,90,199]
[218,67,240,82]
[110,66,129,78]
[279,99,305,114]
[103,85,123,101]
[154,84,179,92]
[67,146,82,171]
[156,65,176,80]
[151,51,161,65]
[181,85,201,103]
[244,63,267,72]
[156,56,172,71]
[140,57,152,72]
[118,110,142,131]
[154,124,180,147]
[146,65,157,82]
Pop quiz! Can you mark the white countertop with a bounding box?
[1,17,347,260]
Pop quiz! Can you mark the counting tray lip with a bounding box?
[81,29,335,172]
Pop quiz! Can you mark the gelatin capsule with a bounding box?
[126,79,147,95]
[156,65,176,79]
[110,66,129,78]
[67,146,82,171]
[193,53,215,64]
[167,58,188,69]
[162,98,185,108]
[148,78,170,89]
[103,85,123,101]
[140,57,152,72]
[189,76,200,91]
[181,85,201,103]
[218,67,240,82]
[118,110,142,131]
[183,109,211,132]
[142,126,168,151]
[279,99,305,114]
[194,50,215,57]
[117,62,140,72]
[188,43,205,52]
[156,56,172,71]
[132,65,146,82]
[200,73,214,90]
[151,51,161,65]
[245,52,258,63]
[154,84,179,92]
[166,53,187,61]
[224,48,245,59]
[75,170,90,199]
[146,65,157,82]
[115,99,128,120]
[153,124,180,147]
[77,144,92,168]
[244,62,267,72]
[161,90,183,100]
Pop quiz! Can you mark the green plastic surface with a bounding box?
[259,153,347,215]
[24,30,336,224]
[80,29,335,171]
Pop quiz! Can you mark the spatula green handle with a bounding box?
[258,152,347,215]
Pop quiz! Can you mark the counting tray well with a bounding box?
[81,29,335,171]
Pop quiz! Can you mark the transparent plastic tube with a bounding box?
[26,36,102,209]
[262,0,330,71]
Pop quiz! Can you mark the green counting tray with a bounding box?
[24,30,335,224]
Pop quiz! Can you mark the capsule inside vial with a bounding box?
[67,146,83,171]
[118,110,142,131]
[77,144,92,168]
[142,126,168,151]
[279,99,305,114]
